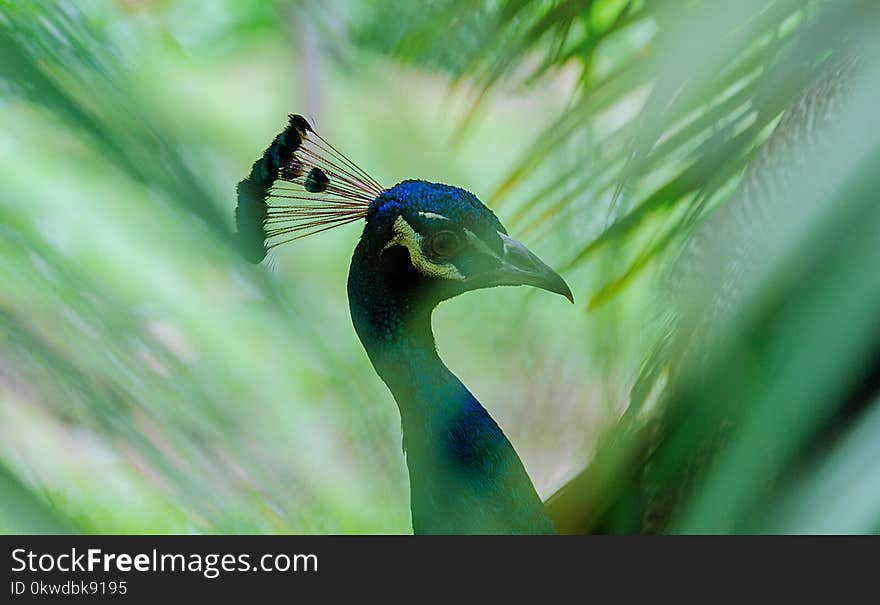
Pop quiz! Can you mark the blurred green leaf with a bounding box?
[0,462,72,533]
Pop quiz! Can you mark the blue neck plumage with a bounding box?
[347,272,477,453]
[347,239,555,534]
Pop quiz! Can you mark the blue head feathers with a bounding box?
[367,180,507,238]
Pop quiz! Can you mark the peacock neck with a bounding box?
[347,242,556,534]
[347,282,475,447]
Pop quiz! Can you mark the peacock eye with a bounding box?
[426,230,461,259]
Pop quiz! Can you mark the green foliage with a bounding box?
[2,0,879,534]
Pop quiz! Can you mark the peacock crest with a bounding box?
[235,114,383,263]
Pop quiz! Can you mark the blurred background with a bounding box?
[1,0,879,534]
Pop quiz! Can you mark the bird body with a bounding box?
[235,120,570,533]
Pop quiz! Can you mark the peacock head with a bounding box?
[359,180,573,307]
[234,114,572,311]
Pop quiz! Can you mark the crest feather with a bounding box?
[235,114,383,262]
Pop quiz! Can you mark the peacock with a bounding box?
[235,115,571,534]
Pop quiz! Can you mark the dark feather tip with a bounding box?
[288,114,313,135]
[304,167,330,193]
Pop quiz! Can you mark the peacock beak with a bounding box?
[479,232,574,303]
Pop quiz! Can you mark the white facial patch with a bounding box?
[416,211,450,221]
[383,216,465,281]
